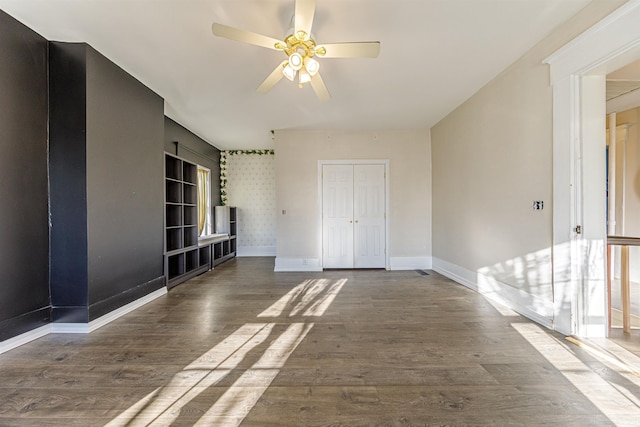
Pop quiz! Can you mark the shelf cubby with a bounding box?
[166,204,182,227]
[183,162,197,184]
[183,226,198,248]
[166,180,182,204]
[167,253,184,280]
[185,249,199,272]
[183,183,197,205]
[199,246,211,269]
[214,241,223,259]
[183,205,197,226]
[166,228,183,252]
[166,156,182,181]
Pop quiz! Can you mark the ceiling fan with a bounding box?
[211,0,380,102]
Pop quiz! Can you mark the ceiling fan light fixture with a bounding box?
[305,57,319,76]
[299,69,312,85]
[288,52,303,71]
[283,64,296,81]
[212,0,381,101]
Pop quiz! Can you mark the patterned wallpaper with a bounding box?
[221,150,276,253]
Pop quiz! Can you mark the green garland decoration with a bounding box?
[219,149,274,206]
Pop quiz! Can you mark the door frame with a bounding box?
[318,160,390,270]
[544,0,640,337]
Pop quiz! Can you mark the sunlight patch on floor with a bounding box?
[512,323,640,425]
[257,280,311,318]
[193,322,314,426]
[106,278,347,426]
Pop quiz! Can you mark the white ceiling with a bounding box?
[0,0,593,150]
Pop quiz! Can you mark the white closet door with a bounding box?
[322,163,386,269]
[354,164,386,268]
[322,164,354,268]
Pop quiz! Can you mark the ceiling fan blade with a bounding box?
[317,42,381,58]
[294,0,316,39]
[212,23,283,51]
[310,73,330,102]
[257,61,288,94]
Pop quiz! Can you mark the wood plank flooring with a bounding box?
[1,257,640,426]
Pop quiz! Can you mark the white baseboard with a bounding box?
[389,256,432,270]
[52,287,167,334]
[274,257,322,272]
[432,257,554,329]
[432,257,479,290]
[237,246,276,257]
[0,325,51,355]
[275,256,433,272]
[0,288,169,354]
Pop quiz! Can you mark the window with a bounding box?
[197,166,213,236]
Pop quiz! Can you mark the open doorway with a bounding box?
[606,62,640,336]
[545,1,640,338]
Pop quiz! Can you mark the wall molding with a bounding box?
[0,288,167,354]
[432,257,554,330]
[389,256,432,271]
[544,0,640,84]
[274,257,323,272]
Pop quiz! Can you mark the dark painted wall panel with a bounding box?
[49,42,165,323]
[164,117,222,206]
[48,42,89,320]
[85,47,164,308]
[0,10,50,338]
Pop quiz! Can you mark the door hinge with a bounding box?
[574,225,582,234]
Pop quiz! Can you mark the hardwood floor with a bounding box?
[1,257,640,426]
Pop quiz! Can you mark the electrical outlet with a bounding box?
[533,201,544,210]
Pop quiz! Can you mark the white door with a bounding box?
[322,165,354,268]
[322,163,386,269]
[354,164,386,268]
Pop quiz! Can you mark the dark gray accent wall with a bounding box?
[48,43,89,322]
[85,47,165,313]
[50,42,165,323]
[164,117,221,206]
[0,10,50,340]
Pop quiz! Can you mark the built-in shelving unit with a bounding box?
[164,154,238,289]
[213,206,237,266]
[164,153,209,288]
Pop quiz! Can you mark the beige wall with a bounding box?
[275,130,431,268]
[431,0,627,313]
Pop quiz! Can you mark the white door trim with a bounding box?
[318,160,390,270]
[544,0,640,337]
